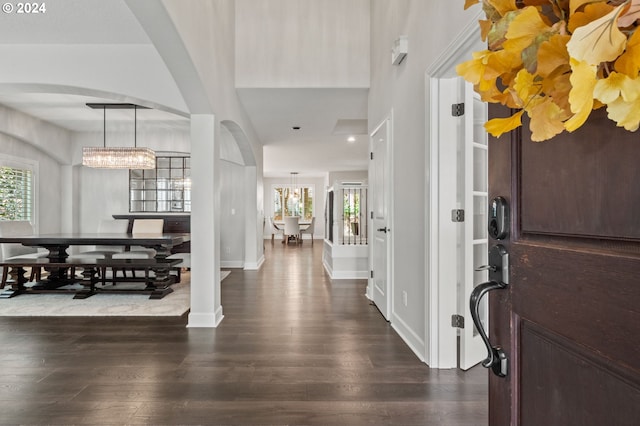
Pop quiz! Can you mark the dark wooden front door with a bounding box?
[487,105,640,425]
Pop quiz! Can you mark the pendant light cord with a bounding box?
[103,106,106,148]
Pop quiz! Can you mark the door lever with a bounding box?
[469,244,509,378]
[475,265,496,272]
[377,227,388,233]
[470,280,508,377]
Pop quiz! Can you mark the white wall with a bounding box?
[0,135,62,234]
[72,128,191,234]
[328,170,368,186]
[0,45,188,114]
[0,106,71,233]
[235,0,370,88]
[368,0,479,363]
[220,160,246,267]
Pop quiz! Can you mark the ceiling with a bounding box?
[0,0,369,178]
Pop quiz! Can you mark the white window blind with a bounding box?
[0,166,33,221]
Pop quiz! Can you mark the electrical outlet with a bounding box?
[225,247,231,254]
[402,291,408,306]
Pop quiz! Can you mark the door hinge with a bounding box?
[451,209,465,222]
[451,314,465,328]
[370,270,374,279]
[452,103,465,117]
[370,152,374,160]
[370,211,374,219]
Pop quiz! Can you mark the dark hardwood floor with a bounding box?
[0,240,487,425]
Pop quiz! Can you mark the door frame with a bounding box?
[424,8,484,368]
[366,112,394,320]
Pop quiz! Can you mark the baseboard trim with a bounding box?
[331,270,368,280]
[221,260,244,268]
[391,312,427,364]
[187,307,224,328]
[244,255,265,270]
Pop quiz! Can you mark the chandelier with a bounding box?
[82,103,156,169]
[289,172,299,202]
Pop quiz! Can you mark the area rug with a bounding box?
[0,270,231,317]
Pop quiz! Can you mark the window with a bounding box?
[0,165,33,222]
[273,184,314,220]
[341,186,367,245]
[129,156,191,212]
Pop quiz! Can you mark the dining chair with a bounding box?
[72,219,130,258]
[70,219,130,283]
[283,216,301,244]
[112,219,164,259]
[0,221,47,288]
[299,217,316,245]
[112,219,164,283]
[266,216,283,243]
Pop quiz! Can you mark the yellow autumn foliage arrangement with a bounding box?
[457,0,640,141]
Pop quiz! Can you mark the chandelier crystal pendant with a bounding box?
[82,103,156,170]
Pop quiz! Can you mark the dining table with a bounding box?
[273,219,311,242]
[0,232,190,298]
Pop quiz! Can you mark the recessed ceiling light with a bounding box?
[347,136,356,143]
[292,126,301,130]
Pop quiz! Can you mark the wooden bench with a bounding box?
[0,257,181,300]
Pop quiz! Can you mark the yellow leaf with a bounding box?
[570,0,604,15]
[503,6,551,53]
[456,50,492,85]
[537,34,571,77]
[485,48,523,80]
[615,28,640,76]
[513,69,541,108]
[565,59,598,132]
[488,10,518,50]
[485,110,525,138]
[529,98,568,141]
[593,72,640,104]
[486,0,518,17]
[479,20,493,42]
[566,3,629,65]
[465,0,480,10]
[541,68,573,113]
[605,96,640,130]
[568,2,614,34]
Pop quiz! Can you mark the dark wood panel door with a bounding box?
[488,106,640,425]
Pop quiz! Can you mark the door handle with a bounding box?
[377,227,388,233]
[469,244,509,377]
[470,280,508,377]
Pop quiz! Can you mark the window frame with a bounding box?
[272,183,315,221]
[0,154,38,228]
[129,155,191,213]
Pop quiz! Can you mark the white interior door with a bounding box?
[458,81,489,370]
[370,118,390,320]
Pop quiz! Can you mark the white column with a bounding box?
[60,165,74,233]
[243,166,263,270]
[188,114,223,327]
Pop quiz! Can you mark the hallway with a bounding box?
[0,242,487,425]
